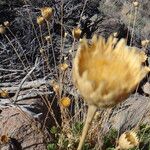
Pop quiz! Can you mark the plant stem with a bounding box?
[77,105,97,150]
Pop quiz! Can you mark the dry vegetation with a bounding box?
[0,0,150,150]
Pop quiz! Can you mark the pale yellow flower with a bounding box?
[73,35,150,108]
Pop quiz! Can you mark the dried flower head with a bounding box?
[1,135,10,144]
[0,90,9,98]
[41,7,53,20]
[133,1,139,7]
[37,16,45,25]
[60,97,71,107]
[4,21,10,27]
[72,27,82,39]
[45,35,51,41]
[0,25,6,34]
[59,63,69,71]
[73,35,150,108]
[73,35,150,150]
[113,32,118,38]
[39,48,45,54]
[50,80,60,95]
[118,131,139,149]
[141,39,149,47]
[139,51,147,63]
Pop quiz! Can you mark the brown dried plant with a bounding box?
[72,35,150,150]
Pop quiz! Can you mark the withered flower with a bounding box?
[73,35,149,108]
[72,27,82,40]
[0,89,9,98]
[37,16,45,25]
[118,131,139,149]
[4,21,10,27]
[1,135,10,144]
[73,35,150,150]
[0,25,6,34]
[60,97,71,108]
[59,63,69,71]
[41,7,53,20]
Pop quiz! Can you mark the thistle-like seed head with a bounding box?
[72,35,150,108]
[41,7,53,20]
[118,131,139,149]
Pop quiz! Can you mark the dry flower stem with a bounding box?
[77,105,97,150]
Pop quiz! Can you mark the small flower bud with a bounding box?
[4,21,10,27]
[59,63,69,71]
[0,25,6,34]
[133,1,139,7]
[141,39,149,47]
[37,16,45,25]
[72,27,82,39]
[41,7,53,20]
[60,97,71,107]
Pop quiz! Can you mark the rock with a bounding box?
[0,106,51,150]
[143,82,150,95]
[109,94,150,131]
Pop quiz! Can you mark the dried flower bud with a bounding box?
[139,51,147,62]
[50,80,60,95]
[1,135,10,144]
[0,25,6,34]
[113,32,118,38]
[64,32,67,38]
[0,90,9,98]
[37,16,45,25]
[41,7,53,20]
[45,35,51,41]
[118,131,139,149]
[4,21,10,27]
[133,1,139,7]
[39,48,45,53]
[59,63,69,71]
[72,27,82,39]
[141,39,149,47]
[60,97,71,107]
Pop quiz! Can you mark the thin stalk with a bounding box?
[130,7,138,46]
[77,105,97,150]
[46,20,58,77]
